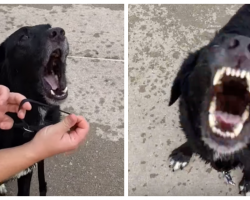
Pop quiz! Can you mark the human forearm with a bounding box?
[0,142,40,182]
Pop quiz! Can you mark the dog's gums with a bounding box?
[209,67,250,138]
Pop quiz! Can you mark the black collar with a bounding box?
[13,99,70,137]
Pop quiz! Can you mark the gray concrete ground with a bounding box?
[0,4,124,196]
[128,4,243,196]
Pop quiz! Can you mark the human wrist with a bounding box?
[23,141,46,163]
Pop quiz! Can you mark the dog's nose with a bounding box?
[48,27,65,41]
[227,35,250,65]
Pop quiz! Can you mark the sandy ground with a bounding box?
[0,4,124,196]
[128,4,244,196]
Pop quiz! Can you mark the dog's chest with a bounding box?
[0,163,37,195]
[38,107,47,125]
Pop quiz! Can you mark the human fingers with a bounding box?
[68,116,89,143]
[0,115,14,130]
[0,86,10,105]
[8,93,32,110]
[74,116,89,131]
[50,114,78,135]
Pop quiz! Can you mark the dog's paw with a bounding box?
[219,171,235,186]
[40,191,47,196]
[0,184,7,195]
[169,152,190,171]
[239,177,250,196]
[39,181,47,196]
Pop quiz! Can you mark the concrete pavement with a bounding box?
[128,4,243,196]
[0,4,124,196]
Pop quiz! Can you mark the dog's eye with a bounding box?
[19,35,29,42]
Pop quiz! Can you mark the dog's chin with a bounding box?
[43,94,67,106]
[202,132,248,157]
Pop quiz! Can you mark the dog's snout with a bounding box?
[227,36,250,63]
[48,27,65,41]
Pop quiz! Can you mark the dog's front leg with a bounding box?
[38,160,47,196]
[239,168,250,196]
[17,172,33,196]
[169,142,193,171]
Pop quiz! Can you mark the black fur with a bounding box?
[169,5,250,195]
[0,24,69,196]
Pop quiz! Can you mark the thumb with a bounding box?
[51,114,77,133]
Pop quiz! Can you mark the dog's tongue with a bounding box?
[215,111,241,126]
[44,75,58,90]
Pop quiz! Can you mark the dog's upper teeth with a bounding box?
[247,72,250,80]
[236,69,240,77]
[231,69,236,76]
[241,70,246,78]
[226,67,231,76]
[213,70,223,85]
[209,98,216,113]
[51,90,55,95]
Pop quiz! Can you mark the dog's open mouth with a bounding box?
[209,67,250,139]
[43,49,68,101]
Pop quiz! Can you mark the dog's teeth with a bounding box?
[209,99,216,113]
[221,67,226,74]
[213,70,222,85]
[231,69,236,76]
[51,90,55,95]
[226,67,231,76]
[230,132,236,139]
[241,70,246,78]
[225,131,231,138]
[209,114,216,127]
[62,87,68,93]
[234,123,243,136]
[236,70,241,77]
[247,72,250,80]
[242,108,249,122]
[212,127,217,134]
[216,129,222,137]
[247,72,250,89]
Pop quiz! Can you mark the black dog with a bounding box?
[169,5,250,195]
[0,24,69,196]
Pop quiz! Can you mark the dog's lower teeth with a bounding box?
[51,90,55,95]
[209,114,216,127]
[234,123,243,136]
[62,87,68,93]
[242,109,249,122]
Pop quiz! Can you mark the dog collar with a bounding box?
[13,99,71,137]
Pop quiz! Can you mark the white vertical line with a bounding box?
[124,2,128,197]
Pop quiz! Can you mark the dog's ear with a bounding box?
[168,50,201,106]
[0,42,5,64]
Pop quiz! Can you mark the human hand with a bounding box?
[29,114,89,161]
[0,85,32,130]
